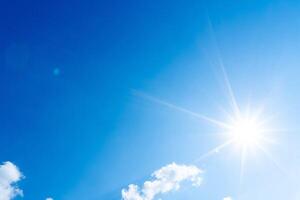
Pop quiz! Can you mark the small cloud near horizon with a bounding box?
[122,162,203,200]
[0,161,24,200]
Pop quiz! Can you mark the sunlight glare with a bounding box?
[229,117,263,148]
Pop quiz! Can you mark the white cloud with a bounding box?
[223,196,232,200]
[46,198,54,200]
[122,163,203,200]
[0,161,24,200]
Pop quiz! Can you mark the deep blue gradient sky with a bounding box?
[2,0,300,199]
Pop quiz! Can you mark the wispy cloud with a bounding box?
[122,163,203,200]
[0,161,24,200]
[223,196,232,200]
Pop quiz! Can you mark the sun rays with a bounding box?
[133,71,281,182]
[132,16,282,180]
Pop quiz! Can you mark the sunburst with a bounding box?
[133,81,280,181]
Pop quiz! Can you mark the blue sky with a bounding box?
[1,0,300,199]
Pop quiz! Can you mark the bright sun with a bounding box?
[136,67,280,177]
[228,117,263,148]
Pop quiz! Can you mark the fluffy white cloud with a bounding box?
[0,161,23,200]
[46,198,54,200]
[223,197,232,200]
[122,163,203,200]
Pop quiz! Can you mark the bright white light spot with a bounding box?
[229,117,263,148]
